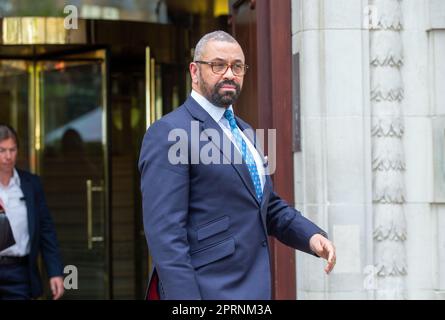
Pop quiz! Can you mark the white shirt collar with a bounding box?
[0,168,20,190]
[11,169,21,187]
[191,90,234,124]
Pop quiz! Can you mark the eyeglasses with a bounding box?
[194,61,248,76]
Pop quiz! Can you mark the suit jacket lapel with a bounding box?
[17,170,36,242]
[184,97,260,206]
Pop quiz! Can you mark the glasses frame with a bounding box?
[194,60,249,76]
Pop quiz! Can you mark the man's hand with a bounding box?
[49,276,65,300]
[309,234,336,274]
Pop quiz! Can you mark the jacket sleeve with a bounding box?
[138,119,201,299]
[35,175,64,278]
[266,190,328,256]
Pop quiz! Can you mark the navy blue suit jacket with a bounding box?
[139,96,327,300]
[17,169,64,298]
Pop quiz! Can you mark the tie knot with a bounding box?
[223,109,237,130]
[223,109,234,120]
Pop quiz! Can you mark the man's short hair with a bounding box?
[193,30,240,61]
[0,124,19,147]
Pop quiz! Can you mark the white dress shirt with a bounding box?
[191,90,266,191]
[0,169,30,257]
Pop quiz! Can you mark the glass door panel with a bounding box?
[37,50,109,299]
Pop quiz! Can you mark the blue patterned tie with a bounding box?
[224,109,263,201]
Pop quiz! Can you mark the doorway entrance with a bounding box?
[0,49,111,299]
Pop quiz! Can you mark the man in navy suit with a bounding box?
[0,124,64,300]
[139,31,336,300]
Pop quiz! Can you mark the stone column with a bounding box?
[370,0,407,299]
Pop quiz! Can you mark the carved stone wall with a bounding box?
[370,0,407,299]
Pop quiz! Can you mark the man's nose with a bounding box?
[222,65,236,79]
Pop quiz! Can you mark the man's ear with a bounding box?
[189,63,199,84]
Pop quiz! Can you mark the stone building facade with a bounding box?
[292,0,445,299]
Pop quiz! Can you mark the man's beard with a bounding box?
[201,79,241,108]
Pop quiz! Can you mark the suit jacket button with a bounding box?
[262,240,267,247]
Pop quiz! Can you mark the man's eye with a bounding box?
[213,63,227,69]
